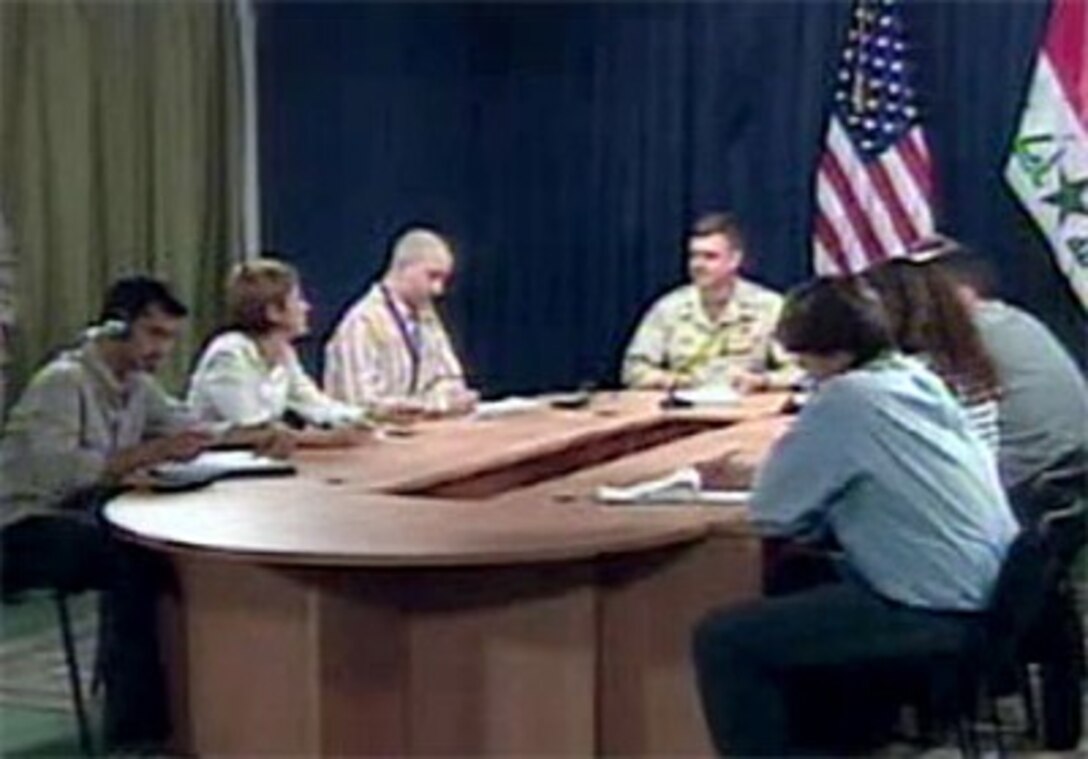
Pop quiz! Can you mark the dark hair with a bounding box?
[690,212,745,251]
[864,258,999,398]
[99,275,188,324]
[776,276,894,368]
[927,245,999,300]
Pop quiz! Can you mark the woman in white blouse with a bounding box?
[189,259,369,447]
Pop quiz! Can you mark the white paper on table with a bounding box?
[152,450,296,480]
[595,467,750,506]
[473,396,546,420]
[672,384,741,407]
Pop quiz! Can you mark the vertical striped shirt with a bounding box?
[324,284,466,412]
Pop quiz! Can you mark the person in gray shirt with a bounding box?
[927,245,1088,498]
[925,240,1088,750]
[0,277,285,752]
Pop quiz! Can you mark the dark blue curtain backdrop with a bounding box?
[259,0,1082,396]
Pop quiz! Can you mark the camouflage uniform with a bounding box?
[622,279,797,390]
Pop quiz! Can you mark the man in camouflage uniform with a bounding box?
[622,212,796,392]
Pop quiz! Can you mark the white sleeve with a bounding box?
[189,345,276,426]
[285,349,365,426]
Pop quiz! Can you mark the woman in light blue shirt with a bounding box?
[189,259,369,448]
[693,276,1018,757]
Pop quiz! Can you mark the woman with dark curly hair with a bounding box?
[864,256,1001,450]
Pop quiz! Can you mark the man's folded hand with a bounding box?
[694,451,755,490]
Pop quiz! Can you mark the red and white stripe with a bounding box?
[814,120,935,276]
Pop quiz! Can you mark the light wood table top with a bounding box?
[105,391,792,567]
[502,413,793,527]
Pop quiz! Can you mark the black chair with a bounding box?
[52,591,96,756]
[1010,457,1088,751]
[922,494,1086,757]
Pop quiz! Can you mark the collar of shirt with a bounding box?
[78,339,141,408]
[231,331,291,379]
[679,282,760,330]
[374,283,441,334]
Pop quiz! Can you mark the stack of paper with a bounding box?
[595,467,749,506]
[672,385,741,407]
[150,450,296,491]
[473,397,546,420]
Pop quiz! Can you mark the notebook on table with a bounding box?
[148,451,297,492]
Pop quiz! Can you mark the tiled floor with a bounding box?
[0,707,84,758]
[0,594,95,756]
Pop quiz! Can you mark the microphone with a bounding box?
[659,379,694,410]
[550,379,596,410]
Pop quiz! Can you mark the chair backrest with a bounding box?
[1040,499,1088,568]
[1036,449,1088,563]
[985,500,1086,671]
[1008,446,1088,530]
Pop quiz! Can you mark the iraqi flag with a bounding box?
[1005,0,1088,310]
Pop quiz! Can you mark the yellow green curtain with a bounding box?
[0,0,247,397]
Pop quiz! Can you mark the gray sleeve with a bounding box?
[142,376,199,438]
[2,368,108,500]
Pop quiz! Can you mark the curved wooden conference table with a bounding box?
[105,391,793,756]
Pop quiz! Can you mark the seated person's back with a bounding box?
[926,243,1088,493]
[864,255,1002,452]
[752,350,1016,610]
[693,276,1018,757]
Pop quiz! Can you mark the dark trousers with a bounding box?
[692,581,979,756]
[0,512,169,749]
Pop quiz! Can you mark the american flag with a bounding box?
[813,0,935,275]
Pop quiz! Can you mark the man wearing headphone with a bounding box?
[0,275,287,752]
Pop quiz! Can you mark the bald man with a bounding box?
[324,228,476,417]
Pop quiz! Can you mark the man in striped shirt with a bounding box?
[324,228,477,418]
